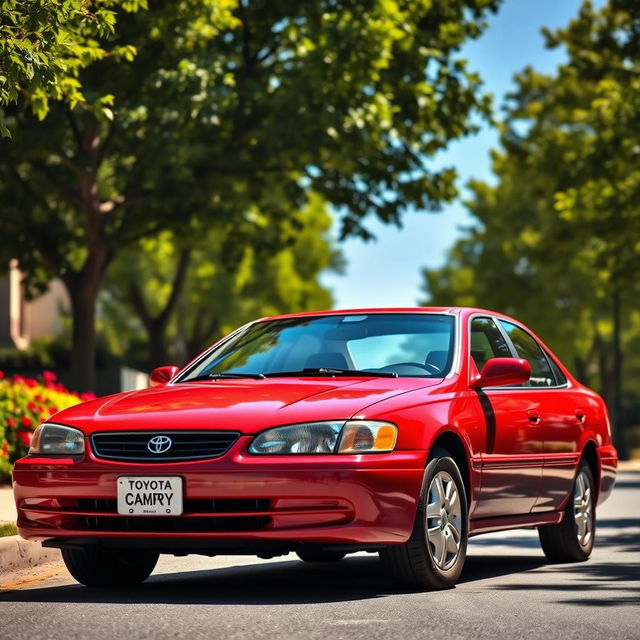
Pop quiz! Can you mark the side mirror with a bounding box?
[149,365,180,387]
[471,358,530,389]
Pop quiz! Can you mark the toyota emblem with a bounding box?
[147,435,172,454]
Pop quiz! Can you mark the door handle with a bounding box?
[528,409,541,424]
[575,410,586,423]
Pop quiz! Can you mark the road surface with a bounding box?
[1,473,638,640]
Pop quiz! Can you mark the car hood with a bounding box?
[54,377,444,435]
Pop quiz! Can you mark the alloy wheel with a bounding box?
[574,470,593,548]
[426,470,462,570]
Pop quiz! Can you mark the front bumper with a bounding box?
[13,437,427,549]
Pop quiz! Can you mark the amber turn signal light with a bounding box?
[337,421,398,454]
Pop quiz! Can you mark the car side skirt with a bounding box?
[469,511,563,537]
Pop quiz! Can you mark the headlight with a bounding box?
[248,420,397,455]
[29,423,85,455]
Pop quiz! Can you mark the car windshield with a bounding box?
[179,313,455,380]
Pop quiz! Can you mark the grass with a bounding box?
[0,521,17,537]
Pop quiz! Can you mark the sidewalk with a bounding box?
[0,486,17,523]
[0,486,61,581]
[618,459,640,472]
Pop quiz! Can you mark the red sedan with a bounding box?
[13,308,618,590]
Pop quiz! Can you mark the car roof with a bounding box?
[257,307,506,322]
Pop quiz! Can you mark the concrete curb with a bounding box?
[618,460,640,472]
[0,535,61,578]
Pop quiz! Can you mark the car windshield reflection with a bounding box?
[180,313,455,381]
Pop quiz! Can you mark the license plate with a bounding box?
[117,476,183,516]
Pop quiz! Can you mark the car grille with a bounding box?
[76,498,271,532]
[77,498,271,513]
[91,431,240,462]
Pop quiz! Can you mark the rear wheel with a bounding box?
[538,460,595,562]
[296,548,346,563]
[61,546,159,587]
[380,450,468,590]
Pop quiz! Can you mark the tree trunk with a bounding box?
[59,115,116,393]
[611,290,627,458]
[148,319,171,370]
[68,283,99,393]
[594,329,611,407]
[63,238,112,393]
[572,355,588,386]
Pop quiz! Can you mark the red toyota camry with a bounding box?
[13,308,618,590]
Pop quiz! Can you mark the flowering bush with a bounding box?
[0,371,95,482]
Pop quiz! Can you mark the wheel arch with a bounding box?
[429,430,471,507]
[581,440,600,501]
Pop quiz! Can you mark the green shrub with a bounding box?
[0,522,17,536]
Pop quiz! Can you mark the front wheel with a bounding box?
[61,546,159,587]
[538,460,595,562]
[380,451,468,590]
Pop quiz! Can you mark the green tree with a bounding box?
[0,0,148,135]
[422,0,640,454]
[0,0,500,391]
[103,194,343,368]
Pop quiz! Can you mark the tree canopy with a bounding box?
[1,0,500,390]
[0,0,149,136]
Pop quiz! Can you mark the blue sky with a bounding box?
[322,0,597,309]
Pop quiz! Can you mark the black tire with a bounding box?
[296,548,346,563]
[380,449,468,590]
[61,546,159,587]
[538,460,595,563]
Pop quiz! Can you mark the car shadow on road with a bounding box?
[483,516,640,608]
[613,476,640,490]
[466,517,640,553]
[0,552,547,606]
[1,513,636,607]
[488,560,640,608]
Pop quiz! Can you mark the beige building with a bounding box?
[0,260,69,350]
[0,260,148,392]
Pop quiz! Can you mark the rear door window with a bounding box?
[545,352,568,386]
[498,321,555,387]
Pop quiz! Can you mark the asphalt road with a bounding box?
[1,473,638,640]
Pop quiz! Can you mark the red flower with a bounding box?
[13,375,24,384]
[17,431,32,446]
[25,378,37,388]
[34,394,43,402]
[80,392,97,402]
[43,371,57,383]
[21,416,32,428]
[28,401,37,412]
[1,442,8,458]
[7,418,16,428]
[48,407,58,416]
[0,370,4,380]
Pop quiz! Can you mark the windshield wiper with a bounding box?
[263,367,398,378]
[183,372,266,382]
